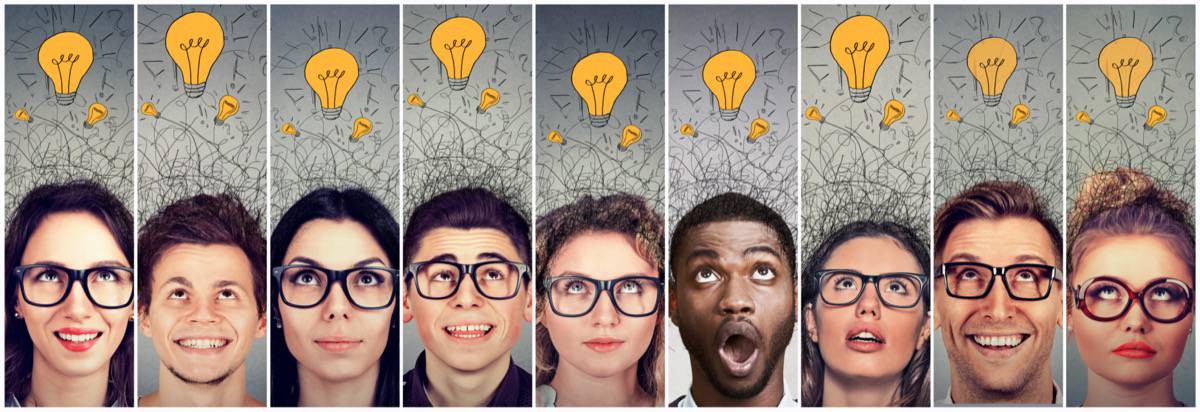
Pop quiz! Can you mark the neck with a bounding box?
[688,357,785,407]
[1083,368,1178,407]
[25,352,111,407]
[950,366,1053,404]
[548,360,649,406]
[297,363,379,407]
[820,368,901,407]
[155,363,249,406]
[424,352,510,407]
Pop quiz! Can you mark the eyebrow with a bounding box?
[478,252,515,262]
[28,259,129,268]
[1013,254,1050,265]
[427,253,457,263]
[944,252,980,262]
[554,270,649,279]
[163,276,193,289]
[288,256,386,268]
[685,249,720,262]
[214,280,248,290]
[744,245,782,259]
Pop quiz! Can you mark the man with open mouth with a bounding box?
[668,193,798,407]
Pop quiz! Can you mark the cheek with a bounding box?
[280,307,317,340]
[1152,319,1193,358]
[101,307,132,336]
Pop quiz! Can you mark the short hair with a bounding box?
[934,181,1062,265]
[670,192,796,285]
[138,193,266,314]
[403,187,530,268]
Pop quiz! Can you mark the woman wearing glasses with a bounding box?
[5,180,135,407]
[1068,168,1193,406]
[534,193,664,407]
[801,220,931,407]
[269,188,399,406]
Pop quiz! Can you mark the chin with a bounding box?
[1096,365,1172,387]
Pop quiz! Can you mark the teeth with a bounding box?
[852,331,879,341]
[446,324,493,333]
[177,338,229,349]
[972,335,1023,347]
[57,332,99,342]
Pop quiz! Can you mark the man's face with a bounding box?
[140,243,266,385]
[670,220,795,400]
[935,217,1061,396]
[403,228,532,372]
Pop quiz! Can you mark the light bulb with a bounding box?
[1009,103,1030,128]
[680,123,696,137]
[703,50,757,121]
[1099,37,1153,108]
[830,16,890,103]
[141,102,160,118]
[477,88,500,113]
[83,102,107,129]
[966,37,1017,107]
[430,17,486,91]
[214,95,238,125]
[305,48,360,120]
[38,32,94,106]
[547,130,564,145]
[618,124,641,151]
[281,122,299,137]
[880,99,904,130]
[805,106,824,123]
[946,109,962,122]
[572,52,628,128]
[748,118,769,142]
[407,93,425,108]
[1075,111,1093,125]
[1144,105,1166,130]
[350,117,372,141]
[13,108,32,123]
[165,12,224,99]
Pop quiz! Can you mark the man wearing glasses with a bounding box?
[933,181,1064,405]
[402,187,533,407]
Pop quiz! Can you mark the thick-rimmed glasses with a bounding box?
[940,262,1058,301]
[815,270,926,309]
[273,265,399,310]
[1075,276,1193,323]
[14,264,134,309]
[543,275,662,317]
[406,260,529,300]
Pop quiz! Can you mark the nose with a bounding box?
[61,281,95,321]
[187,297,220,324]
[718,276,756,316]
[589,290,620,327]
[1121,299,1151,334]
[855,281,881,319]
[981,274,1016,321]
[322,283,353,321]
[449,274,483,309]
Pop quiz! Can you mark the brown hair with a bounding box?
[934,180,1062,265]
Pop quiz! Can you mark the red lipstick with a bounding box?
[584,337,625,353]
[1112,341,1157,359]
[54,327,102,352]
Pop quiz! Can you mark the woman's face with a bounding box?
[1070,235,1193,386]
[806,236,928,381]
[279,218,395,382]
[14,211,132,378]
[542,231,659,379]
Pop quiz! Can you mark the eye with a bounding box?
[832,275,857,290]
[885,280,909,294]
[34,271,62,283]
[751,265,775,280]
[618,280,643,294]
[482,269,506,281]
[1013,270,1037,282]
[695,268,720,284]
[291,270,320,286]
[1149,287,1179,301]
[564,280,588,294]
[431,270,456,282]
[217,289,237,300]
[92,270,117,282]
[1094,285,1120,300]
[355,272,384,286]
[168,289,188,300]
[957,269,980,281]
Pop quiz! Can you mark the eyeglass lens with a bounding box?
[548,277,659,316]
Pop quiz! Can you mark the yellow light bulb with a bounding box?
[748,118,769,142]
[83,102,107,129]
[572,52,628,128]
[1009,103,1030,128]
[281,122,299,137]
[38,32,94,106]
[350,117,372,141]
[1075,111,1093,125]
[305,48,360,120]
[946,109,962,122]
[966,37,1017,107]
[13,108,32,123]
[547,130,565,145]
[213,95,239,125]
[1099,37,1153,108]
[880,99,905,130]
[830,16,890,103]
[618,124,641,151]
[141,102,160,118]
[407,93,425,108]
[805,106,824,123]
[702,50,757,121]
[1144,105,1167,130]
[430,17,486,91]
[165,12,224,99]
[680,123,696,137]
[477,88,500,113]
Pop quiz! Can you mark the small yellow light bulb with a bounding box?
[13,108,32,123]
[281,122,299,137]
[83,102,107,129]
[880,99,905,130]
[618,124,641,151]
[407,94,425,108]
[680,123,696,137]
[350,117,372,141]
[1144,105,1167,130]
[946,109,962,123]
[547,130,565,145]
[140,102,160,118]
[1009,103,1030,128]
[748,118,769,142]
[214,95,239,125]
[477,88,500,113]
[1075,111,1093,125]
[805,106,824,123]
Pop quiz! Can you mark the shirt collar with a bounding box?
[940,381,1062,406]
[404,351,529,407]
[677,381,797,407]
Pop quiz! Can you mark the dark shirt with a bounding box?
[403,351,531,407]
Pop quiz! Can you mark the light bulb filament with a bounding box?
[318,69,346,108]
[977,58,1006,95]
[50,53,81,93]
[1110,58,1140,96]
[714,71,744,110]
[442,38,475,78]
[841,41,876,88]
[178,37,212,83]
[584,74,614,116]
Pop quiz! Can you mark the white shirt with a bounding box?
[671,381,797,407]
[936,381,1062,406]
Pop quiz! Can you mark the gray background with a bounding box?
[535,5,665,215]
[667,5,798,400]
[402,5,534,374]
[271,5,401,228]
[1065,5,1195,406]
[5,5,134,218]
[136,5,267,402]
[933,5,1064,402]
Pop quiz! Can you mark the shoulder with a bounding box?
[244,395,265,407]
[669,395,687,407]
[137,392,159,407]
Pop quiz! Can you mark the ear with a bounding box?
[523,282,534,323]
[803,303,818,343]
[402,288,414,323]
[139,306,153,336]
[917,314,931,351]
[668,282,679,327]
[255,313,267,338]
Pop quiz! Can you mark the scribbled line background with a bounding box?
[136,5,267,401]
[535,5,665,215]
[1065,5,1195,406]
[402,4,534,374]
[138,5,267,230]
[272,5,400,227]
[802,5,930,259]
[933,5,1064,400]
[5,5,133,218]
[404,5,531,221]
[667,5,798,400]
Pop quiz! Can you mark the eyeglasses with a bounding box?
[815,270,926,309]
[1075,276,1193,323]
[273,265,399,310]
[14,264,134,309]
[939,262,1059,301]
[406,260,529,300]
[543,275,662,317]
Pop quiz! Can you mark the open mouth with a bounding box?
[968,333,1029,358]
[174,338,231,352]
[443,323,494,341]
[846,330,886,352]
[54,330,102,352]
[716,320,761,378]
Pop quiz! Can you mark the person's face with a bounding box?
[670,220,795,400]
[403,228,532,372]
[1069,235,1193,387]
[279,219,394,382]
[934,217,1061,395]
[14,212,132,379]
[805,236,929,381]
[541,231,658,379]
[140,243,266,384]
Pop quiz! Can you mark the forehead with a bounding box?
[23,211,126,266]
[152,243,255,290]
[1075,235,1192,287]
[549,231,655,280]
[680,220,783,253]
[412,227,521,263]
[286,218,389,266]
[940,217,1058,266]
[823,236,921,274]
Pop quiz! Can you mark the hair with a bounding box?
[800,221,931,407]
[934,180,1062,265]
[533,193,665,404]
[4,180,134,406]
[669,192,796,285]
[138,193,266,315]
[269,188,399,406]
[403,187,530,268]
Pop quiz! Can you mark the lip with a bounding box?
[314,337,363,353]
[54,327,103,353]
[715,319,762,378]
[965,332,1029,360]
[844,324,886,353]
[442,321,496,344]
[1112,341,1157,359]
[173,336,232,355]
[583,337,625,353]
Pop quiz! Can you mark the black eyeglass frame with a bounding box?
[814,269,928,309]
[13,263,135,309]
[1073,276,1194,324]
[272,264,400,310]
[938,262,1060,301]
[542,275,664,318]
[405,260,530,300]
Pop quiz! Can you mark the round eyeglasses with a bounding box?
[406,260,529,300]
[273,265,399,309]
[543,275,662,317]
[14,264,134,309]
[1075,276,1193,323]
[815,270,926,309]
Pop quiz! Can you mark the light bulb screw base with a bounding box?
[1115,95,1135,108]
[214,119,226,126]
[849,87,871,103]
[82,122,94,129]
[982,95,1001,107]
[321,108,342,120]
[448,78,469,91]
[879,122,891,131]
[719,109,740,121]
[589,114,610,128]
[476,107,488,114]
[184,83,206,99]
[55,93,76,106]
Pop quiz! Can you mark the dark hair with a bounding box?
[138,193,266,314]
[403,187,530,268]
[669,192,796,285]
[800,221,930,407]
[934,181,1062,265]
[269,188,399,406]
[5,180,134,406]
